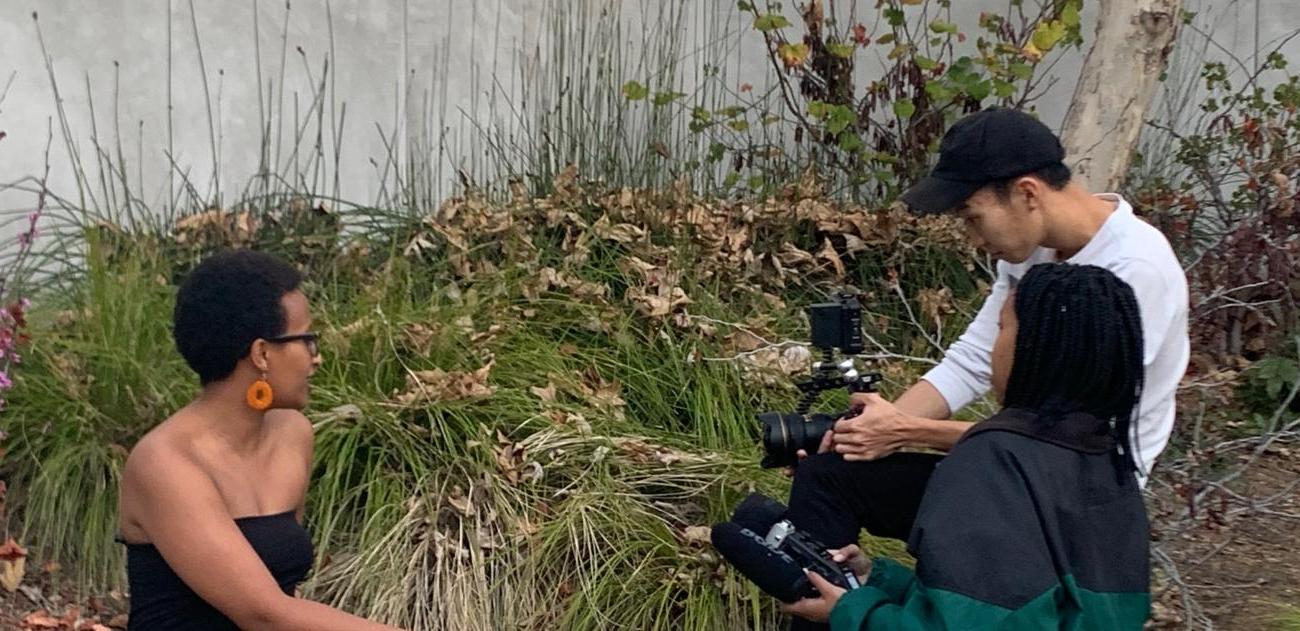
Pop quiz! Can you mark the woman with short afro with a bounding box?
[117,250,402,630]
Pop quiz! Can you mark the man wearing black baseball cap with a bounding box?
[901,107,1068,217]
[781,107,1189,629]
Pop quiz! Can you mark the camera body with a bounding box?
[710,493,861,603]
[758,291,881,468]
[763,518,862,592]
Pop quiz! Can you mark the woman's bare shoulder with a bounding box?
[119,413,214,540]
[263,409,314,452]
[123,414,205,488]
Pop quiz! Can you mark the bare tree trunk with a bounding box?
[1060,0,1183,193]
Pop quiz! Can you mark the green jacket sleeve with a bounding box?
[862,557,916,602]
[828,567,1019,630]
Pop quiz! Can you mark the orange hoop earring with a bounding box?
[246,374,274,411]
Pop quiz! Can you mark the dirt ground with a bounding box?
[1147,447,1300,630]
[0,580,127,630]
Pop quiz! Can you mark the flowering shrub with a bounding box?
[1,208,42,410]
[0,298,30,408]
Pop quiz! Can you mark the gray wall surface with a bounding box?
[1,0,1297,225]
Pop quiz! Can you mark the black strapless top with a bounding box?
[122,510,314,630]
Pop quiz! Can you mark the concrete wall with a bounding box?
[0,0,1296,224]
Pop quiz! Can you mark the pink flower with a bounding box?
[16,213,39,247]
[0,371,12,391]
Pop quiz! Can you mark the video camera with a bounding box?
[710,493,861,603]
[709,293,880,604]
[758,291,881,468]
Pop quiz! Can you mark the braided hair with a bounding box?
[1003,263,1145,471]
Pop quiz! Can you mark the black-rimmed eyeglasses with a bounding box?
[267,332,320,357]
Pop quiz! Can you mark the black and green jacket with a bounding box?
[829,408,1150,630]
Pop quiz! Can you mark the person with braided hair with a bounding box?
[784,263,1151,629]
[780,107,1186,630]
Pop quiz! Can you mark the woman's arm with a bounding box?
[124,441,402,631]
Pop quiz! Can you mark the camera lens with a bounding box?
[758,412,836,468]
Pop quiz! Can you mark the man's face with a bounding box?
[954,186,1044,263]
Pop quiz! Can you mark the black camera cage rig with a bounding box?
[793,350,881,415]
[795,290,883,415]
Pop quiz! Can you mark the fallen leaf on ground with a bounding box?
[0,537,28,592]
[683,526,713,546]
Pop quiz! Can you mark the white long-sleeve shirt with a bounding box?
[922,194,1189,486]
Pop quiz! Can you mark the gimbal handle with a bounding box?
[794,348,882,415]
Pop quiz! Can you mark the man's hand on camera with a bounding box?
[779,569,848,623]
[831,392,911,461]
[781,429,835,477]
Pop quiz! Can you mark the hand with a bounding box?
[831,393,912,461]
[828,544,872,581]
[779,569,848,623]
[781,428,835,477]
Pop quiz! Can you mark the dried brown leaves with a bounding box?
[393,360,496,406]
[398,167,967,322]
